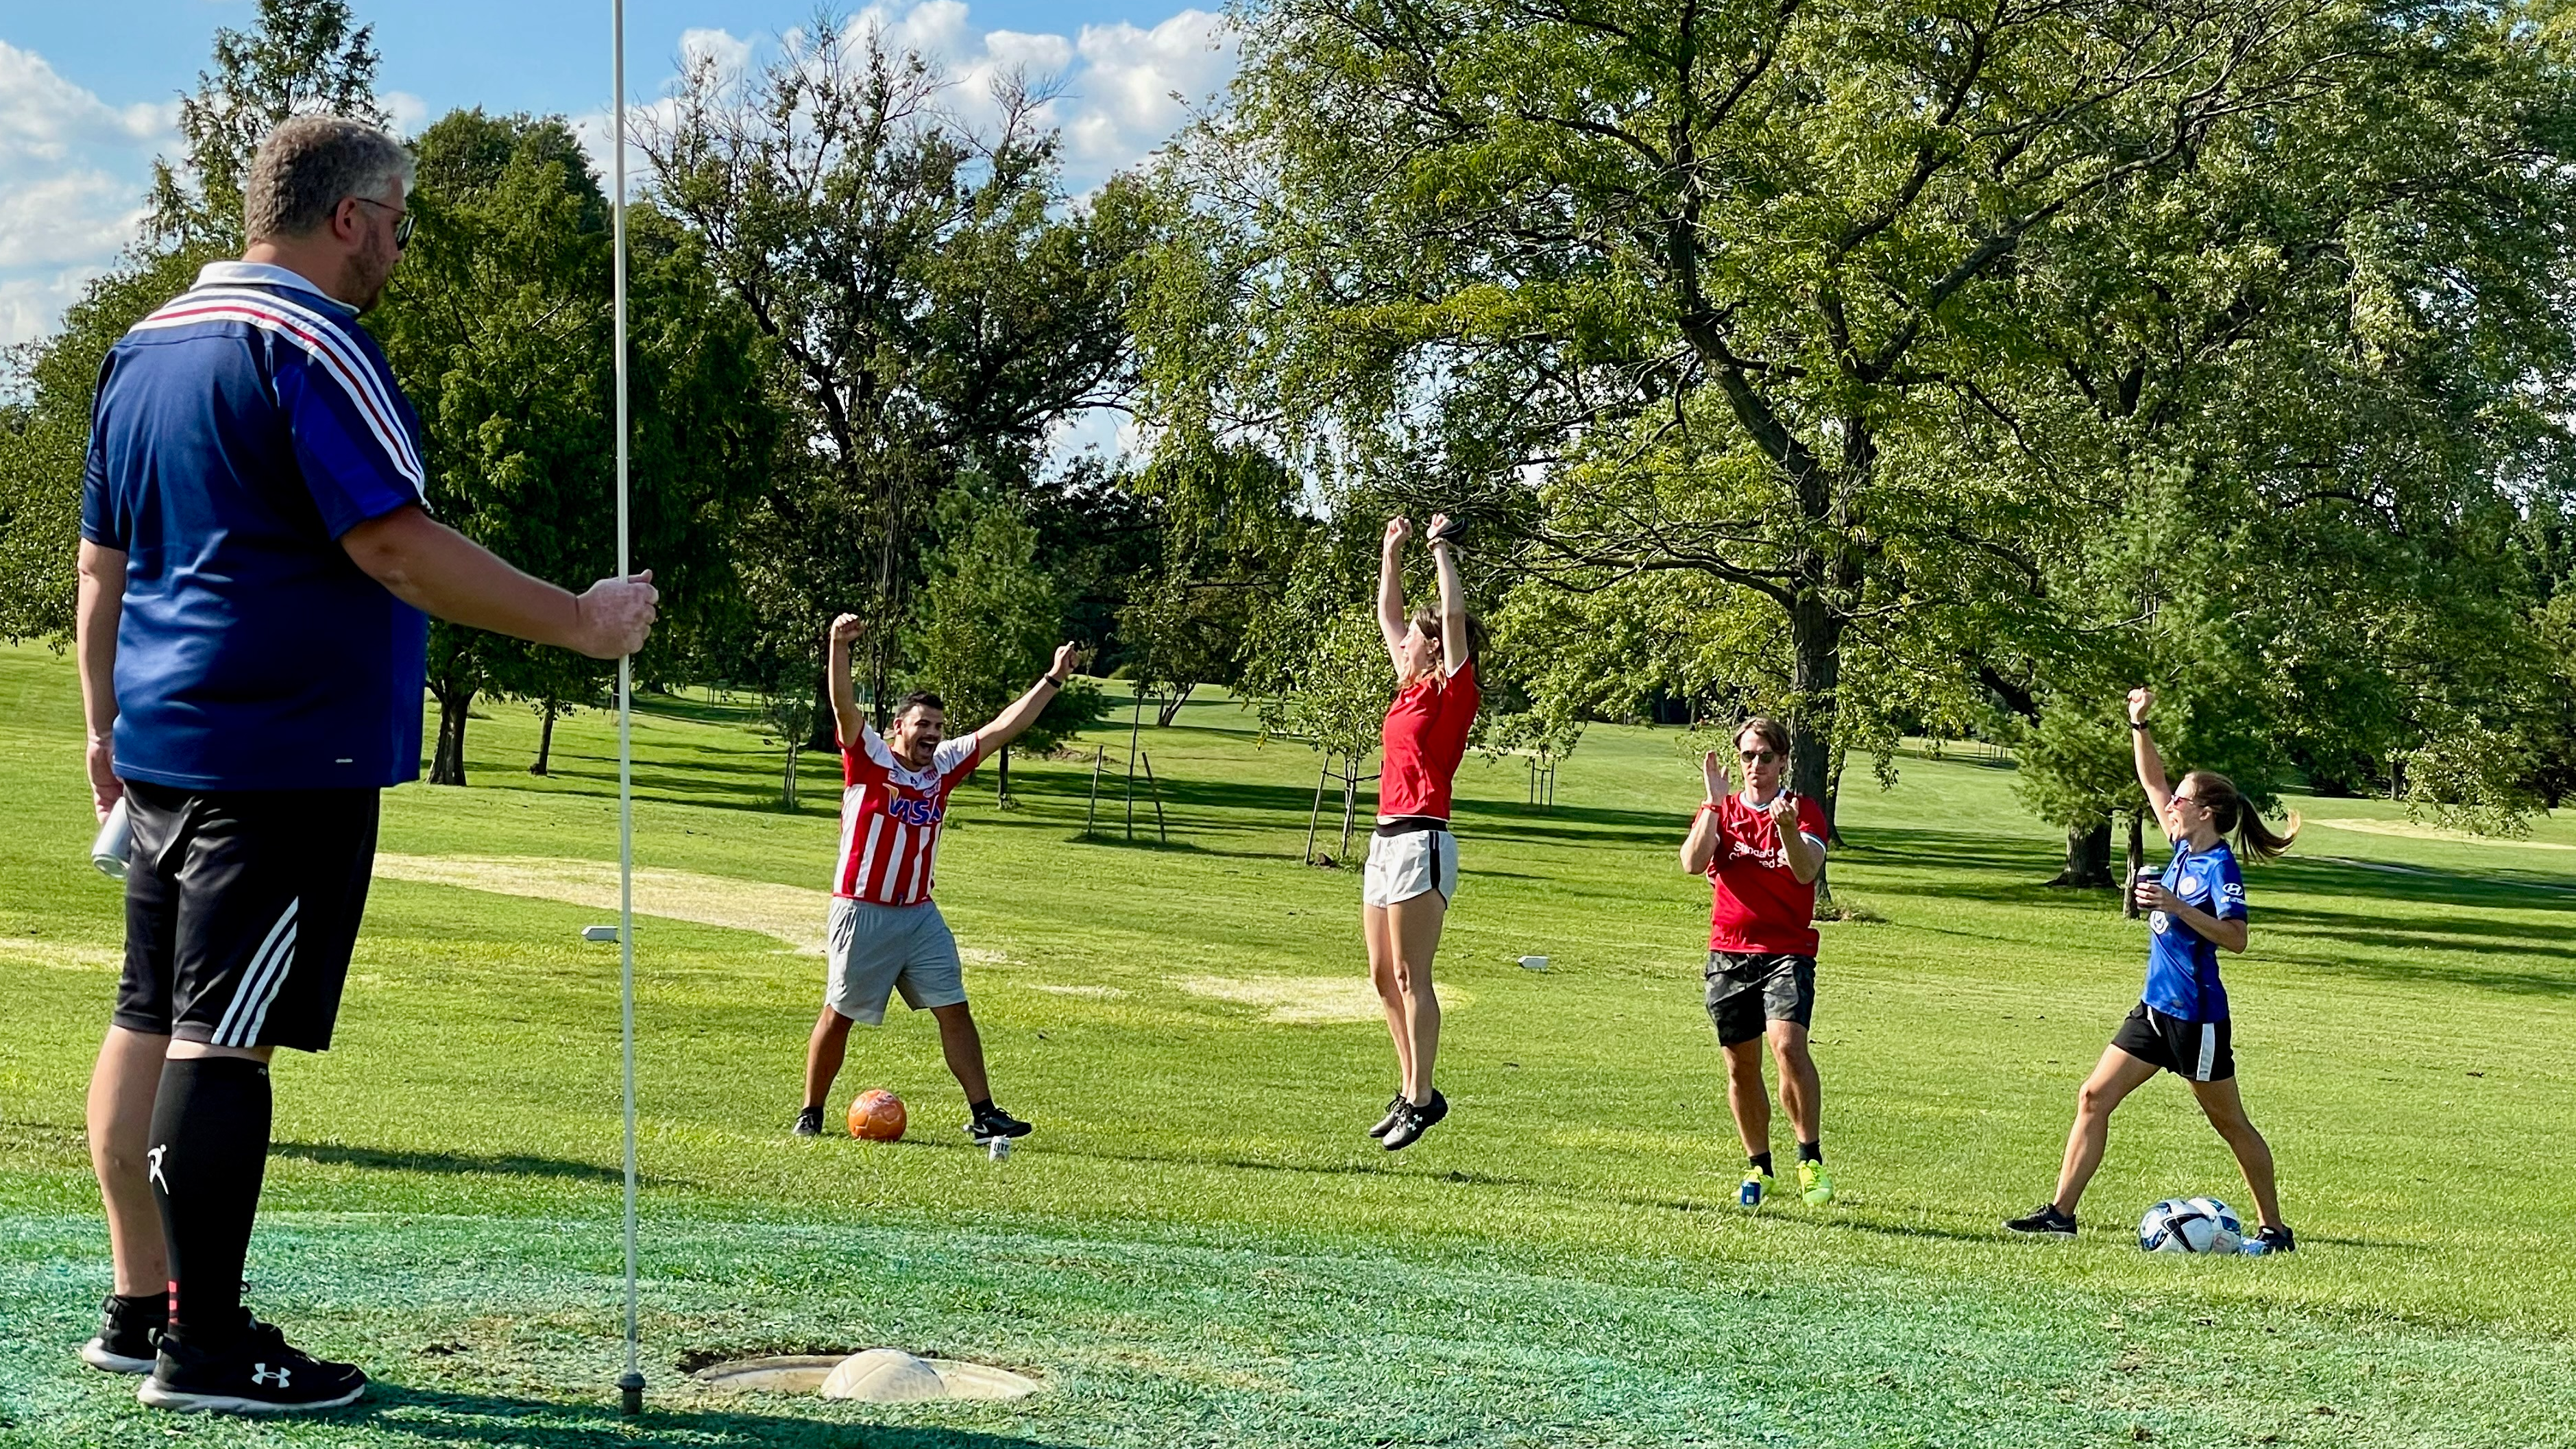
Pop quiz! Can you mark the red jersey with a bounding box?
[834,725,984,905]
[1378,658,1480,820]
[1704,790,1831,955]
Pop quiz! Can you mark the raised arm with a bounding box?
[341,503,656,659]
[826,613,870,749]
[1376,516,1412,672]
[975,643,1082,755]
[1426,512,1468,677]
[75,540,125,820]
[2128,687,2176,835]
[1680,751,1731,874]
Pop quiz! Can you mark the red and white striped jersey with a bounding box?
[834,725,985,905]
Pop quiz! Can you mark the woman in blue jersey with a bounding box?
[2006,687,2300,1252]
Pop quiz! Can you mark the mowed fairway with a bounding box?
[4,642,2575,1448]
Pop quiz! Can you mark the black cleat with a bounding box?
[2246,1223,2296,1255]
[1366,1094,1407,1139]
[137,1317,367,1415]
[1381,1090,1448,1151]
[2004,1202,2078,1237]
[968,1104,1033,1143]
[792,1106,825,1137]
[82,1293,164,1374]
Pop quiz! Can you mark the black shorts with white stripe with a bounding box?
[2110,1001,2235,1083]
[114,781,380,1054]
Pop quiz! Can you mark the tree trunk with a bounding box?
[430,681,473,786]
[806,668,837,753]
[1156,683,1195,727]
[2050,820,2114,887]
[531,701,557,775]
[997,744,1012,806]
[1786,592,1843,901]
[1825,742,1849,848]
[781,738,801,811]
[2122,810,2146,918]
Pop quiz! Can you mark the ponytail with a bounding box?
[2180,770,2300,862]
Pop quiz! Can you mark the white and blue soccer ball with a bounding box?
[2138,1197,2244,1254]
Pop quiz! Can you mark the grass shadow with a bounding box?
[270,1142,651,1186]
[352,1383,1085,1449]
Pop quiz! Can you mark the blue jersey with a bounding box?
[2142,840,2246,1022]
[81,262,430,791]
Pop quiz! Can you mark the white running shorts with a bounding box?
[1363,827,1459,908]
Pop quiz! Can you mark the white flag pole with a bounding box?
[610,0,644,1418]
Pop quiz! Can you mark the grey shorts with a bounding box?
[1704,951,1816,1047]
[825,897,967,1025]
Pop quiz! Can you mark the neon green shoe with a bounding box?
[1798,1160,1835,1206]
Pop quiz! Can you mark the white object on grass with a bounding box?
[90,796,132,879]
[821,1350,949,1402]
[582,925,621,943]
[988,1136,1012,1162]
[2137,1195,2244,1254]
[1518,955,1549,971]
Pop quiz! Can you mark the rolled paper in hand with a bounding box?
[90,795,132,880]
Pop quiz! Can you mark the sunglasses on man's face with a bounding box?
[354,196,415,247]
[1738,748,1781,765]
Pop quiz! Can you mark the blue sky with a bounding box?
[0,1,1237,346]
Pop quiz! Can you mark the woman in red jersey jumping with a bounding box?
[1362,513,1484,1150]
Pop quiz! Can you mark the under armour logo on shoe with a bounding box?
[252,1363,291,1387]
[147,1145,168,1193]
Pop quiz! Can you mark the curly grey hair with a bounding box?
[243,116,415,242]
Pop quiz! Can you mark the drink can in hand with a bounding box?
[90,796,132,880]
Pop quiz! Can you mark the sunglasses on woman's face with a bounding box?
[1738,748,1780,765]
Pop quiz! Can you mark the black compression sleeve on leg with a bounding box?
[147,1056,271,1350]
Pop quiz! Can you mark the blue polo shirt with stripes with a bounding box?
[81,261,431,790]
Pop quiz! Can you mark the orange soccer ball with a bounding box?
[847,1088,906,1141]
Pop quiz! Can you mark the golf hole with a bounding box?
[693,1350,1041,1402]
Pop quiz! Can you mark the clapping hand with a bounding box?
[1766,790,1801,832]
[1701,749,1730,803]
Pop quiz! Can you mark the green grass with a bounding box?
[3,640,2573,1448]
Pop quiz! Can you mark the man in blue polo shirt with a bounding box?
[75,115,659,1414]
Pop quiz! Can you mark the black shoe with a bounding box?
[793,1106,825,1137]
[1382,1090,1448,1151]
[968,1104,1033,1143]
[82,1293,164,1374]
[2004,1203,2078,1237]
[1366,1094,1407,1139]
[138,1317,366,1415]
[2248,1223,2296,1255]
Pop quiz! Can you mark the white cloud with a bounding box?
[383,90,430,137]
[0,42,176,346]
[1061,12,1234,173]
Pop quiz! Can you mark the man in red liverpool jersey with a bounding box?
[793,612,1080,1144]
[1362,513,1484,1151]
[1678,718,1836,1208]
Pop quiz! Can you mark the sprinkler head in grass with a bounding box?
[1518,955,1549,971]
[618,1369,644,1415]
[583,925,621,943]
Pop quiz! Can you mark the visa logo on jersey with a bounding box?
[886,795,945,827]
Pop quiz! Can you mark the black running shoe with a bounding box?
[1366,1094,1407,1139]
[2004,1202,2078,1237]
[1381,1090,1448,1151]
[137,1317,366,1415]
[967,1104,1033,1143]
[2246,1223,2296,1255]
[793,1106,825,1137]
[82,1293,164,1374]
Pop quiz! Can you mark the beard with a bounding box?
[341,229,396,313]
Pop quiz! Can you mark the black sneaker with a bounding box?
[2004,1202,2078,1237]
[82,1293,164,1374]
[2246,1223,2296,1255]
[1366,1094,1407,1139]
[1381,1090,1448,1151]
[137,1317,367,1415]
[793,1106,825,1137]
[967,1104,1033,1143]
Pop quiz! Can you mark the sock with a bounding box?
[1747,1152,1774,1177]
[147,1057,271,1350]
[113,1291,166,1323]
[1798,1141,1823,1165]
[969,1097,995,1115]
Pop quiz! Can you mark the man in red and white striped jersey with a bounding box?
[794,611,1080,1143]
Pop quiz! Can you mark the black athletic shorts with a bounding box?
[2111,1002,2235,1083]
[113,780,381,1054]
[1703,951,1816,1047]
